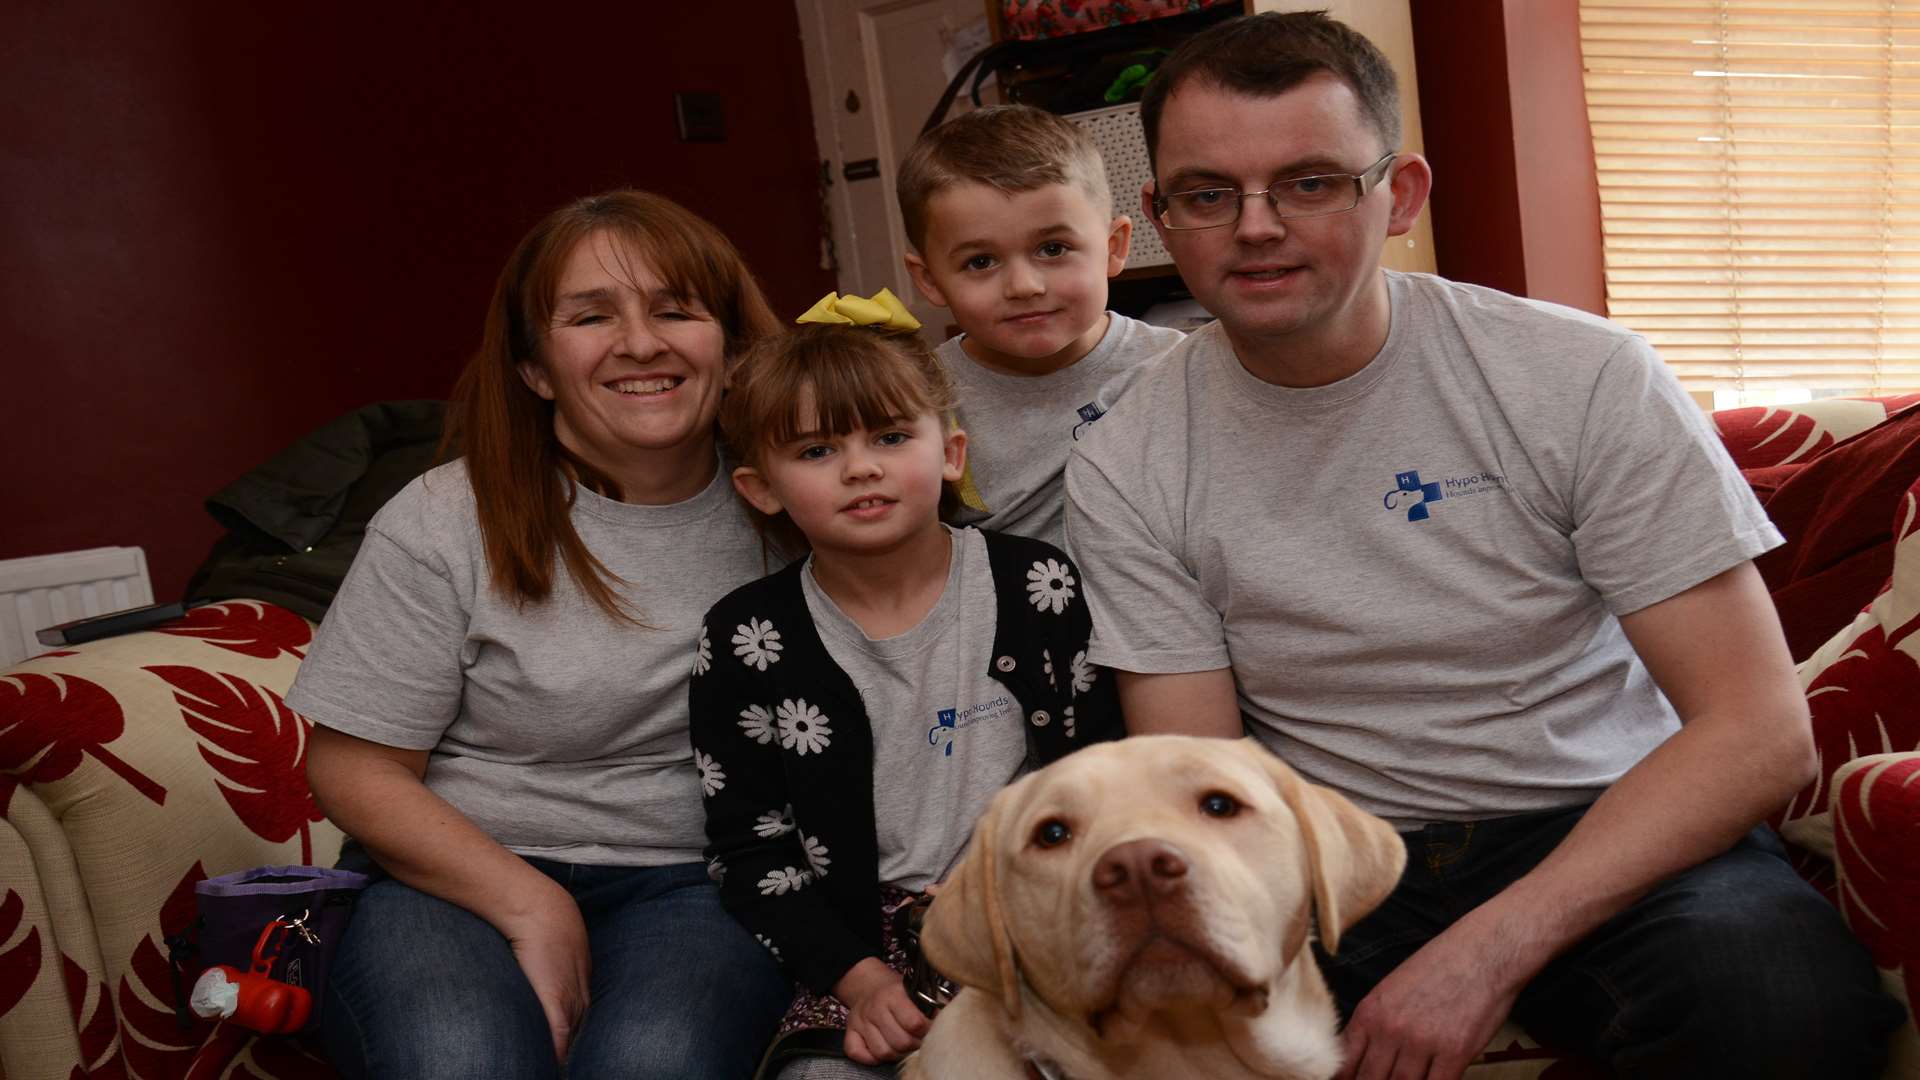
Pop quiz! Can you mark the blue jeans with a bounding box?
[321,855,792,1080]
[1314,806,1906,1077]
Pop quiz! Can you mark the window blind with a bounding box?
[1579,0,1920,395]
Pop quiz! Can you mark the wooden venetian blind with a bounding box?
[1579,0,1920,394]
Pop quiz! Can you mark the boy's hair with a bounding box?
[897,104,1112,252]
[1140,11,1401,172]
[722,325,960,554]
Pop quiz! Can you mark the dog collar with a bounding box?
[1024,1056,1071,1080]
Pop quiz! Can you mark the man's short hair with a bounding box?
[897,104,1112,253]
[1140,11,1402,173]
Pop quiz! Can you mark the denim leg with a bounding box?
[1316,807,1588,1019]
[775,1057,896,1079]
[320,876,559,1080]
[565,861,793,1080]
[1313,863,1448,1019]
[1513,826,1906,1078]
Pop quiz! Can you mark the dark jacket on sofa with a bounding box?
[185,400,445,620]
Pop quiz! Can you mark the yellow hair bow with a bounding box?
[796,288,922,332]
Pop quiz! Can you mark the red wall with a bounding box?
[1410,0,1605,315]
[1,5,834,598]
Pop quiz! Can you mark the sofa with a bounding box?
[3,397,1917,1079]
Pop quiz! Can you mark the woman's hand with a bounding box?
[307,727,594,1061]
[499,879,593,1064]
[834,956,930,1064]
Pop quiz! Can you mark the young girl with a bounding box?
[692,297,1119,1078]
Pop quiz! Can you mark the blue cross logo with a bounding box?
[1071,401,1106,441]
[928,708,957,756]
[1388,470,1444,522]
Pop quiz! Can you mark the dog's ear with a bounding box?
[922,789,1024,1019]
[1254,741,1406,955]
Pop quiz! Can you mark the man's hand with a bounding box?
[500,882,592,1064]
[835,956,930,1064]
[1337,918,1528,1080]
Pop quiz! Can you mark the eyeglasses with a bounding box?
[1152,152,1398,231]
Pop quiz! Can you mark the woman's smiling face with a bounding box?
[518,229,729,478]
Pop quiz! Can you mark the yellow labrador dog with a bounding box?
[901,736,1404,1080]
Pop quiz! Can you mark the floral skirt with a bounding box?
[776,885,922,1039]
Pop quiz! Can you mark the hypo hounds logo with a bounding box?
[929,708,958,757]
[928,697,1012,756]
[1384,470,1444,522]
[1070,401,1106,440]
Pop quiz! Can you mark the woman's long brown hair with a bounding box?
[440,190,779,622]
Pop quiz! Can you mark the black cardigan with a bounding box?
[689,529,1120,993]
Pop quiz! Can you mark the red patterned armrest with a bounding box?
[1714,394,1920,470]
[1832,753,1920,1046]
[0,600,342,1080]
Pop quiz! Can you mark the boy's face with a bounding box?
[906,180,1131,375]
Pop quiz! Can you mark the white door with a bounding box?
[796,0,991,334]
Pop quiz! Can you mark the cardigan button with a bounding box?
[996,655,1016,673]
[1030,709,1050,727]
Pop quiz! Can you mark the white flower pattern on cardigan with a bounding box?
[755,804,797,838]
[733,617,784,670]
[693,625,712,677]
[1026,558,1077,614]
[696,750,726,797]
[801,830,832,878]
[776,698,833,755]
[758,866,813,895]
[739,703,777,744]
[1071,649,1096,695]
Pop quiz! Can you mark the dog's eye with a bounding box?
[1032,819,1072,848]
[1200,792,1240,818]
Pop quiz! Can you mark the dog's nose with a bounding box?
[1093,839,1189,903]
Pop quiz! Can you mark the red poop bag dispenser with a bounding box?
[189,914,315,1034]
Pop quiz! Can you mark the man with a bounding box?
[1064,12,1904,1079]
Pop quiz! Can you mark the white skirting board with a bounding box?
[0,546,155,669]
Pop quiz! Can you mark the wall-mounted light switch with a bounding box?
[675,92,726,142]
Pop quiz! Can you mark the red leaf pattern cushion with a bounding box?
[1717,394,1920,469]
[147,665,324,864]
[0,605,338,1080]
[0,672,167,804]
[1834,754,1920,1008]
[155,600,313,661]
[62,952,125,1079]
[0,890,42,1020]
[1779,477,1920,828]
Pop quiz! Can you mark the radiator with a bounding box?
[0,546,155,669]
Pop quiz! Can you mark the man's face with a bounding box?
[1146,73,1420,362]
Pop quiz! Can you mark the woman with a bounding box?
[289,190,792,1079]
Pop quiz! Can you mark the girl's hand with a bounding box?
[835,956,930,1064]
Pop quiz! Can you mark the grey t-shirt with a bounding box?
[287,458,768,866]
[1065,272,1782,829]
[942,313,1184,548]
[800,526,1023,891]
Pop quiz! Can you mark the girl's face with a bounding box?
[518,230,729,479]
[732,391,967,558]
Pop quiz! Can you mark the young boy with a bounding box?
[898,104,1183,548]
